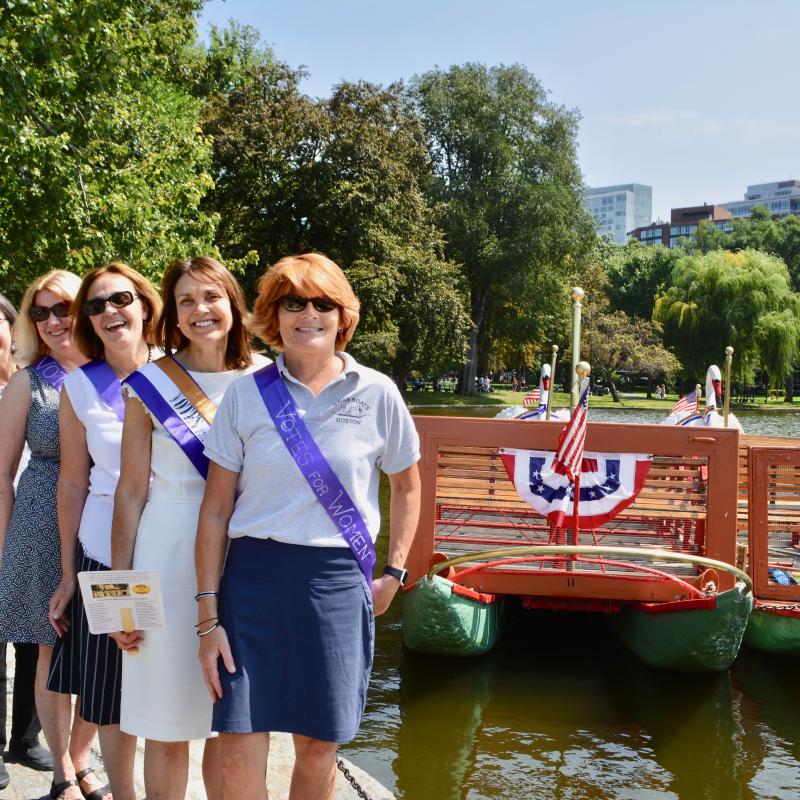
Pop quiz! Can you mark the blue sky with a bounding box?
[198,0,799,222]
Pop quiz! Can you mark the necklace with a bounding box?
[146,343,153,363]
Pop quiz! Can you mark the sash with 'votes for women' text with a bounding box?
[253,362,376,585]
[81,359,125,422]
[30,354,68,392]
[124,356,216,479]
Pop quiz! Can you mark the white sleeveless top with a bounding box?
[125,355,270,504]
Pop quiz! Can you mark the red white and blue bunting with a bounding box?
[499,450,652,529]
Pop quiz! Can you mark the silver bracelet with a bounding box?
[195,590,219,601]
[197,622,221,637]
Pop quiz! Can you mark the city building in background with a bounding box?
[720,179,800,219]
[628,205,733,248]
[627,221,670,247]
[584,183,652,244]
[668,204,732,248]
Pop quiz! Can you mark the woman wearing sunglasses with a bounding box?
[196,253,421,799]
[47,263,162,800]
[0,273,113,800]
[109,257,268,800]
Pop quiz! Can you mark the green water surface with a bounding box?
[340,409,800,800]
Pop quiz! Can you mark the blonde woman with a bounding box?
[47,263,162,800]
[0,273,112,800]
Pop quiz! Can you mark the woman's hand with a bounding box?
[48,575,76,636]
[198,624,236,701]
[371,574,401,616]
[109,630,144,653]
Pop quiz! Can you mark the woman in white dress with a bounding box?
[110,257,268,800]
[47,262,162,800]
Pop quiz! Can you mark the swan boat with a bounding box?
[402,403,800,670]
[661,367,800,655]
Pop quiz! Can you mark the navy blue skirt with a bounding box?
[213,537,374,743]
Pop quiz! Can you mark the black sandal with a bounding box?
[75,768,111,800]
[49,778,79,799]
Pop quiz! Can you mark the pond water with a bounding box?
[340,407,800,800]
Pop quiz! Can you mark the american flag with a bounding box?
[552,382,590,483]
[522,388,541,407]
[670,389,698,417]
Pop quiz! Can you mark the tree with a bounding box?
[654,249,800,390]
[580,262,680,402]
[202,69,470,380]
[411,63,594,395]
[603,240,680,321]
[0,0,216,299]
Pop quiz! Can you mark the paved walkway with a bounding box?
[2,649,393,799]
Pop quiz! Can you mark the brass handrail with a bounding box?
[426,545,752,594]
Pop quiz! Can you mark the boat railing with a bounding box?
[746,444,800,603]
[409,416,740,601]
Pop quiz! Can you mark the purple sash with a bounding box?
[253,363,376,585]
[80,359,125,422]
[30,355,68,392]
[124,366,210,479]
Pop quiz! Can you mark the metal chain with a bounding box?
[757,602,800,612]
[337,757,373,800]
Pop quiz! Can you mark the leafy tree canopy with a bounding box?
[0,0,216,300]
[688,206,800,291]
[410,63,594,394]
[201,65,469,379]
[654,249,800,386]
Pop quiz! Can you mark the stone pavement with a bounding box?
[2,649,393,799]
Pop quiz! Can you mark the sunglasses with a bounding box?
[83,290,138,317]
[279,295,338,313]
[29,302,71,322]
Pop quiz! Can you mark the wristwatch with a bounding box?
[382,565,408,586]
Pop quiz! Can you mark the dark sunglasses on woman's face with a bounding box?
[29,302,71,322]
[279,295,338,313]
[83,290,138,316]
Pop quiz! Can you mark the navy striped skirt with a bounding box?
[213,537,374,743]
[47,543,122,726]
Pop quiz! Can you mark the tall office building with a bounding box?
[721,180,800,219]
[584,183,652,244]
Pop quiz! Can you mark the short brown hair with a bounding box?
[14,270,82,365]
[72,262,162,360]
[156,256,252,370]
[249,253,360,351]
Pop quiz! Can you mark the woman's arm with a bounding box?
[0,370,32,561]
[371,463,421,616]
[111,395,152,570]
[48,389,90,636]
[196,461,239,700]
[109,394,153,652]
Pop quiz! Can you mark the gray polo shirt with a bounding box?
[204,352,420,548]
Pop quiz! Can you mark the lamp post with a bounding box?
[570,286,585,409]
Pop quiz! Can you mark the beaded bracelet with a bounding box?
[197,622,220,637]
[195,590,219,601]
[195,617,218,629]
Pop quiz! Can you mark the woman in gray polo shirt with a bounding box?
[195,252,421,800]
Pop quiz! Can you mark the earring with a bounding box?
[337,328,343,333]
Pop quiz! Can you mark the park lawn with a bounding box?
[405,388,800,411]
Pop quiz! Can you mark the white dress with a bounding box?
[120,358,268,741]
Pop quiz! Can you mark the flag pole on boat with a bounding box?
[571,361,591,552]
[570,286,584,410]
[545,344,558,421]
[723,346,734,427]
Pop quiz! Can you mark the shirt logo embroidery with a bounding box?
[334,397,371,425]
